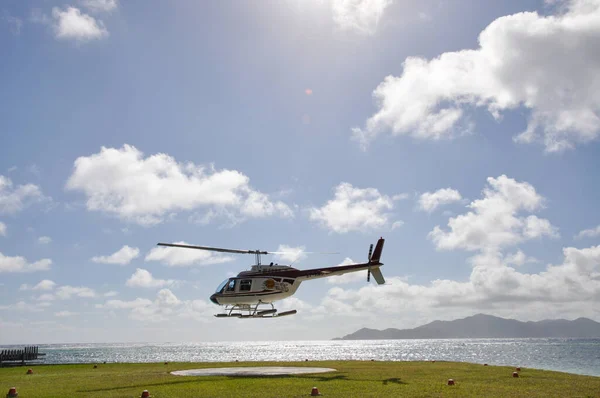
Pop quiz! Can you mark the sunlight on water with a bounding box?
[5,339,599,377]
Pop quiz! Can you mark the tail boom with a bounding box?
[295,237,386,284]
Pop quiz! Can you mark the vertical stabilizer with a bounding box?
[369,237,385,264]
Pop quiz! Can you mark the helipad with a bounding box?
[171,367,337,376]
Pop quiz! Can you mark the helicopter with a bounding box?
[156,237,386,319]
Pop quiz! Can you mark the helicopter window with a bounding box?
[240,280,252,291]
[283,279,294,285]
[215,279,229,293]
[225,279,236,292]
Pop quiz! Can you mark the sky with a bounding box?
[1,0,600,344]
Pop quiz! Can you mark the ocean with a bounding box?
[4,339,600,377]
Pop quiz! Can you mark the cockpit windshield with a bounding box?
[215,278,237,293]
[215,279,229,293]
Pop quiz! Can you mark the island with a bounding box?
[334,313,600,340]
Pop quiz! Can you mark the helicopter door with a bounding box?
[225,279,237,293]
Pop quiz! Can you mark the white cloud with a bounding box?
[104,290,118,297]
[0,301,45,312]
[505,250,538,266]
[241,191,294,219]
[309,182,395,233]
[38,236,52,244]
[278,296,313,312]
[80,0,118,12]
[352,0,600,152]
[28,164,41,177]
[523,215,559,239]
[156,288,180,306]
[125,268,174,288]
[418,11,431,22]
[331,0,393,35]
[55,311,78,317]
[56,286,96,299]
[51,6,108,42]
[392,193,409,201]
[100,297,153,309]
[391,220,404,230]
[2,12,22,35]
[418,188,462,212]
[30,8,50,25]
[145,242,234,267]
[35,280,56,290]
[0,221,5,236]
[66,145,293,226]
[37,294,55,302]
[23,280,57,291]
[317,244,600,320]
[429,175,558,252]
[0,175,44,214]
[177,299,215,321]
[299,178,594,327]
[311,289,364,318]
[575,225,600,239]
[273,245,307,263]
[99,289,210,322]
[91,245,140,265]
[0,252,51,273]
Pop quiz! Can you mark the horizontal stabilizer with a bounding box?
[370,267,385,285]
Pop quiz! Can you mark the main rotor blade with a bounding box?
[268,251,340,255]
[157,243,339,256]
[157,243,268,255]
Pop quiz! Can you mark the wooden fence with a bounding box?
[0,346,46,366]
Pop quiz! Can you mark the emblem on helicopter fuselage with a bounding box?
[264,279,275,289]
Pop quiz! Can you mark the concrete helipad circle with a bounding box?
[171,367,337,377]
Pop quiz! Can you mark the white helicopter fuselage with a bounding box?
[209,261,384,306]
[158,237,386,317]
[210,265,302,305]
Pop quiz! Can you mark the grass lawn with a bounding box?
[1,360,599,397]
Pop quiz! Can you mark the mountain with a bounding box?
[335,314,600,340]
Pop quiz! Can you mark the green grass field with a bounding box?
[1,360,599,397]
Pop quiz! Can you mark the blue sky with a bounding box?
[1,0,600,344]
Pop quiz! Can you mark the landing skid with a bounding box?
[215,303,297,319]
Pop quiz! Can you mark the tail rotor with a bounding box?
[367,243,373,282]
